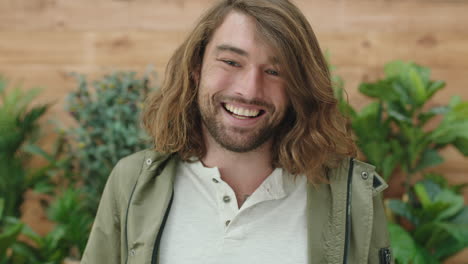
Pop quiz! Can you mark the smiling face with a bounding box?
[197,11,289,153]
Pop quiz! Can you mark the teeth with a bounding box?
[224,103,260,117]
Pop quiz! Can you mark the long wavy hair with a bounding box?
[142,0,357,182]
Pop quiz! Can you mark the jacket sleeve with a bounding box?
[81,162,125,264]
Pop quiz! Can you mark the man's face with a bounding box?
[197,11,289,153]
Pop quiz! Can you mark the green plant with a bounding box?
[334,61,468,187]
[0,198,24,264]
[0,76,80,264]
[47,189,93,259]
[387,176,468,263]
[65,71,155,215]
[7,224,68,264]
[0,77,55,218]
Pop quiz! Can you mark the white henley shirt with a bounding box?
[159,160,308,264]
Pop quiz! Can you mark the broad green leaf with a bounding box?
[388,200,418,224]
[450,206,468,224]
[414,149,444,173]
[413,245,439,264]
[433,237,466,260]
[414,183,431,209]
[358,80,396,101]
[384,61,410,78]
[453,137,468,156]
[388,108,412,124]
[418,178,442,201]
[426,80,446,100]
[0,221,23,256]
[418,106,449,125]
[434,190,464,220]
[435,222,468,244]
[388,222,418,263]
[381,154,400,180]
[430,121,468,144]
[392,82,413,106]
[408,67,427,106]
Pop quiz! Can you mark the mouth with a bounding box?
[222,103,265,120]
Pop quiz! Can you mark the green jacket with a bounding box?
[81,150,393,264]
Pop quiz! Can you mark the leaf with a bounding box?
[358,80,395,100]
[418,106,449,125]
[418,178,442,201]
[408,67,427,106]
[414,149,444,172]
[23,144,54,162]
[381,154,400,180]
[414,183,431,209]
[384,60,409,78]
[413,245,439,264]
[388,222,419,263]
[435,222,468,244]
[388,199,418,224]
[0,221,24,256]
[426,80,446,100]
[453,137,468,156]
[450,206,468,224]
[433,190,464,221]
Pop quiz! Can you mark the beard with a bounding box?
[198,93,285,153]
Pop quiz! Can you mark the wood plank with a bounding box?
[1,31,468,68]
[0,31,185,66]
[320,31,468,68]
[1,0,468,32]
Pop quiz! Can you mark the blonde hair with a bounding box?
[142,0,356,182]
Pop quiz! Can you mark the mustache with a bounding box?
[214,95,275,112]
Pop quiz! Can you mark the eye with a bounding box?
[220,59,240,67]
[265,69,279,76]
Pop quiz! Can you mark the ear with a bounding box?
[191,65,201,88]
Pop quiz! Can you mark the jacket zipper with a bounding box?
[343,158,354,264]
[150,191,174,264]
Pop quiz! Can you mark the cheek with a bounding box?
[272,84,289,110]
[200,69,234,95]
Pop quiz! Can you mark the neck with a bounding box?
[201,131,274,207]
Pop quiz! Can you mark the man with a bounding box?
[82,0,392,263]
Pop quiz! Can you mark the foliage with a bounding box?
[6,224,68,264]
[0,198,24,264]
[334,61,468,185]
[64,71,154,215]
[387,176,468,263]
[47,189,93,259]
[0,77,55,218]
[0,77,79,263]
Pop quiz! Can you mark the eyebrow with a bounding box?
[215,44,279,65]
[216,44,249,57]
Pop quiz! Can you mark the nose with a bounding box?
[234,67,264,99]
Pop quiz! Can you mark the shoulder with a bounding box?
[109,149,173,191]
[113,149,172,174]
[350,159,388,195]
[329,157,388,195]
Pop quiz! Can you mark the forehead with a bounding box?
[206,11,278,60]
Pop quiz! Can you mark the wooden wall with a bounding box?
[1,0,467,183]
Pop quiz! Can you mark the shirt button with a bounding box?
[212,178,219,183]
[225,220,231,226]
[130,249,136,256]
[146,158,152,165]
[223,195,231,203]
